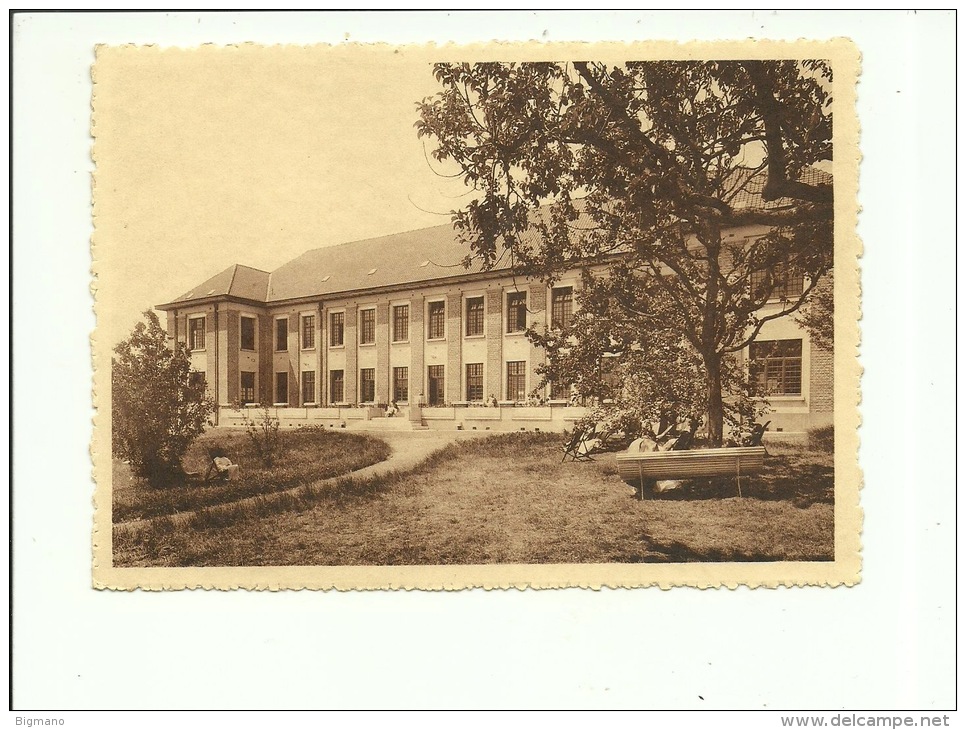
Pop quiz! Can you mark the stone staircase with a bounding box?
[346,417,429,432]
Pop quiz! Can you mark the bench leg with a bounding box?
[736,459,742,498]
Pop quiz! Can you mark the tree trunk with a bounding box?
[706,354,725,447]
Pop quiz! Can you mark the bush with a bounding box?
[242,405,281,468]
[112,311,215,487]
[807,424,834,452]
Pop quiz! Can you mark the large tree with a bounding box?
[416,60,833,444]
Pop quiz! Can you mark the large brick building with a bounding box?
[158,180,833,434]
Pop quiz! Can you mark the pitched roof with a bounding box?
[725,166,832,210]
[266,222,494,302]
[163,166,831,308]
[170,264,270,304]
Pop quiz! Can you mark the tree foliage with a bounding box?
[796,270,834,351]
[416,60,834,444]
[112,310,215,487]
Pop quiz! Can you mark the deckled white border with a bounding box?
[13,10,957,709]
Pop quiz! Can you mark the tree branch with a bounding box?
[744,61,833,204]
[717,203,833,227]
[723,276,822,353]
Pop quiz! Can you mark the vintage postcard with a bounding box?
[91,40,861,590]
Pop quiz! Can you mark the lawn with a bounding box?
[113,432,834,566]
[112,427,391,522]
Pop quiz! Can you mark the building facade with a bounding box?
[158,216,833,435]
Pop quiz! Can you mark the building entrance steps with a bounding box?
[345,417,428,432]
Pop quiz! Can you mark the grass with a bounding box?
[112,427,391,523]
[114,431,834,567]
[807,424,834,452]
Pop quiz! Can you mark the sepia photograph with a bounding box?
[13,8,956,715]
[91,41,860,589]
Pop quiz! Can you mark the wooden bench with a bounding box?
[616,446,766,499]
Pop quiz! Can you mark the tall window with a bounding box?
[427,365,445,406]
[506,291,527,333]
[330,311,344,347]
[427,301,445,340]
[301,315,316,349]
[275,371,289,404]
[189,317,206,350]
[240,316,256,351]
[751,260,804,301]
[240,371,256,405]
[750,339,803,396]
[329,370,344,403]
[550,379,570,401]
[465,363,484,402]
[506,361,527,401]
[393,367,409,402]
[275,318,288,351]
[551,287,573,329]
[360,368,376,402]
[360,309,376,345]
[393,304,409,342]
[301,371,316,404]
[465,297,484,336]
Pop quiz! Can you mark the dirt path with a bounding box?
[330,430,487,479]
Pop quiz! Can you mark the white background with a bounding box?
[9,9,958,715]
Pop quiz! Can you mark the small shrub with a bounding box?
[243,405,281,468]
[807,425,834,453]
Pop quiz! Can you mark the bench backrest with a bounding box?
[616,446,766,482]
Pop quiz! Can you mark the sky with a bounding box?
[94,44,472,346]
[91,42,835,348]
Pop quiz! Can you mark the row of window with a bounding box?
[328,288,572,348]
[191,315,262,352]
[185,288,575,353]
[218,336,805,404]
[272,315,319,351]
[237,361,535,406]
[188,268,800,354]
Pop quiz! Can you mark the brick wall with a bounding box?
[225,309,239,404]
[258,313,273,404]
[177,313,188,347]
[376,302,390,404]
[287,312,299,405]
[344,304,358,404]
[166,311,177,343]
[446,292,463,402]
[486,289,503,399]
[410,295,425,402]
[809,339,833,412]
[528,284,548,397]
[316,306,325,405]
[204,308,218,402]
